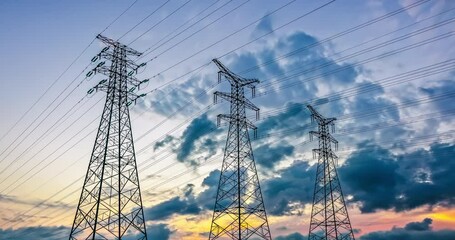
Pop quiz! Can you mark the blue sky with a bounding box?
[0,0,455,239]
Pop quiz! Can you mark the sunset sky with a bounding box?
[0,0,455,239]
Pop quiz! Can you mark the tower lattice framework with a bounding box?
[209,59,272,240]
[70,35,149,240]
[307,105,355,240]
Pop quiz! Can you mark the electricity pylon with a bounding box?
[69,34,149,240]
[307,105,355,240]
[209,59,272,240]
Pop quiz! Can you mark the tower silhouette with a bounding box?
[307,105,355,240]
[69,35,149,240]
[209,59,272,240]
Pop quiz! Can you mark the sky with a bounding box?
[0,0,455,239]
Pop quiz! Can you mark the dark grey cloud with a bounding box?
[146,224,172,240]
[339,143,405,212]
[404,218,433,231]
[124,223,173,240]
[267,218,455,240]
[0,226,69,240]
[254,142,294,169]
[197,142,455,217]
[142,170,219,223]
[177,114,217,164]
[262,160,315,215]
[275,232,307,240]
[144,141,455,221]
[257,102,311,137]
[360,218,455,240]
[144,184,201,221]
[339,142,455,213]
[153,135,175,151]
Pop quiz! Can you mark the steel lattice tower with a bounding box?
[307,105,355,240]
[209,59,272,240]
[69,35,149,240]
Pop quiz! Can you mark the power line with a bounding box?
[18,130,454,229]
[0,95,94,176]
[129,0,193,45]
[4,53,452,201]
[118,0,172,40]
[3,54,452,202]
[6,14,448,182]
[0,41,94,146]
[138,0,227,58]
[9,121,454,229]
[0,0,140,152]
[145,0,326,83]
[0,69,91,163]
[0,99,105,191]
[236,0,435,75]
[257,32,454,93]
[141,0,430,93]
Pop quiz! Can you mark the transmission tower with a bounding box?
[307,105,355,240]
[209,59,272,240]
[69,34,150,240]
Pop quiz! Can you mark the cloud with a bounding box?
[419,76,455,113]
[196,169,220,210]
[339,143,405,212]
[194,143,455,217]
[360,218,455,240]
[143,142,455,221]
[144,184,201,220]
[275,232,307,240]
[140,73,213,117]
[124,223,173,240]
[404,218,433,231]
[153,135,175,151]
[262,161,315,215]
[254,141,294,169]
[272,219,454,240]
[339,142,455,213]
[0,226,69,240]
[177,114,217,164]
[133,27,453,223]
[146,224,173,240]
[251,14,273,39]
[257,102,310,136]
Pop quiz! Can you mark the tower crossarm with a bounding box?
[94,66,143,85]
[240,78,260,88]
[307,104,325,123]
[99,52,143,69]
[309,130,320,141]
[213,58,259,88]
[96,34,142,56]
[213,91,233,103]
[243,96,260,113]
[213,58,241,80]
[216,113,234,126]
[214,91,260,113]
[216,114,256,129]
